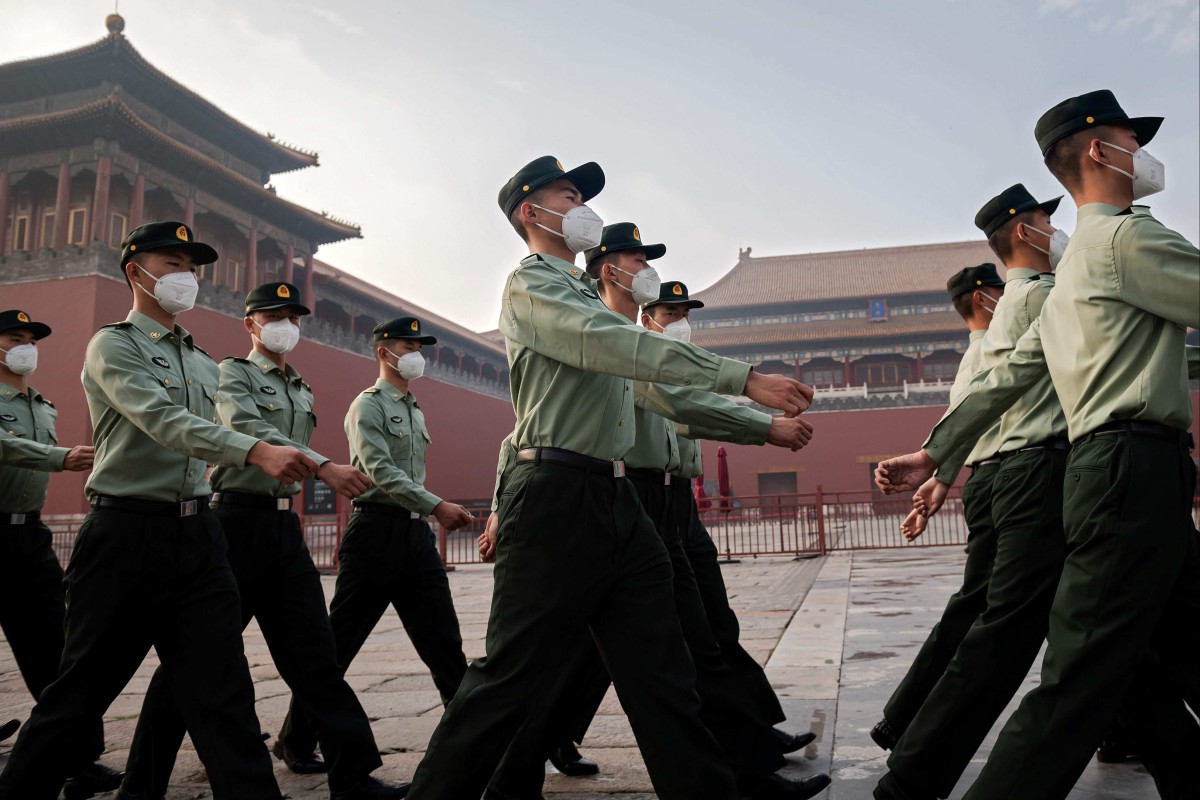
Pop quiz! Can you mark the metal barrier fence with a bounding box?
[47,492,1200,570]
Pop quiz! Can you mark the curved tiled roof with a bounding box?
[692,310,966,349]
[0,91,360,246]
[0,32,317,175]
[693,240,1000,309]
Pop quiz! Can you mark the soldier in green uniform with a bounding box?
[0,310,123,799]
[118,282,409,800]
[484,229,827,799]
[0,221,316,800]
[875,185,1077,800]
[867,263,1007,753]
[405,156,814,800]
[876,90,1200,799]
[644,284,810,752]
[277,315,474,767]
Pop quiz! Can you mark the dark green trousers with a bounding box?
[279,508,467,757]
[407,461,738,800]
[676,480,786,726]
[963,431,1200,800]
[124,503,382,794]
[0,506,279,800]
[0,517,105,763]
[881,462,1001,734]
[888,448,1068,797]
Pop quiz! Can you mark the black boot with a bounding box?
[547,741,599,776]
[62,762,125,799]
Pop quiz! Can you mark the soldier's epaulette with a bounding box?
[35,395,54,408]
[362,387,381,394]
[192,343,214,361]
[301,381,313,392]
[221,356,252,365]
[99,321,134,331]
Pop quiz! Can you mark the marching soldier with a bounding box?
[277,315,474,766]
[0,221,309,800]
[118,283,409,800]
[876,90,1200,799]
[405,156,813,800]
[0,310,121,799]
[868,263,1007,754]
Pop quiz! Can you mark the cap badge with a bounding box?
[976,280,983,286]
[522,184,530,192]
[277,285,291,299]
[671,284,683,296]
[555,159,564,171]
[16,312,29,323]
[632,227,641,241]
[1086,116,1095,124]
[410,321,419,332]
[175,226,189,241]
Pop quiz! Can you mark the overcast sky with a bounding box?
[4,0,1197,331]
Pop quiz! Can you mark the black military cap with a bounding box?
[975,184,1062,237]
[644,280,704,311]
[498,156,605,218]
[947,263,1004,300]
[582,222,666,264]
[0,310,51,339]
[373,316,437,345]
[244,282,311,316]
[1035,90,1163,157]
[120,221,218,267]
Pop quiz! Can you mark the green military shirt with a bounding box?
[500,254,751,462]
[346,378,440,515]
[932,330,1004,484]
[210,350,327,497]
[627,382,772,472]
[0,384,69,512]
[82,310,259,502]
[924,204,1200,458]
[672,431,703,480]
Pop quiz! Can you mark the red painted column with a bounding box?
[0,172,9,257]
[90,157,111,243]
[915,352,924,383]
[52,162,70,250]
[184,196,195,228]
[284,242,295,284]
[304,252,315,315]
[246,224,258,292]
[129,174,145,228]
[843,356,851,386]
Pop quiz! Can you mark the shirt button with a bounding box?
[187,379,193,385]
[268,403,275,409]
[163,379,171,386]
[684,379,692,385]
[618,419,624,426]
[188,470,195,477]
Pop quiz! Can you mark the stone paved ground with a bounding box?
[0,550,1159,798]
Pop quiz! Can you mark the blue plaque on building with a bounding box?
[869,298,888,322]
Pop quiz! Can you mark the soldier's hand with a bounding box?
[317,462,372,499]
[744,372,814,417]
[433,501,474,532]
[874,450,938,494]
[912,477,949,518]
[478,512,499,563]
[246,443,318,484]
[901,508,928,542]
[63,445,94,472]
[766,417,814,451]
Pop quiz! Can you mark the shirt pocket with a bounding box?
[0,410,28,438]
[253,393,289,432]
[290,392,316,446]
[385,416,412,464]
[199,384,221,424]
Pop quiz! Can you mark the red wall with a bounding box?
[3,276,515,514]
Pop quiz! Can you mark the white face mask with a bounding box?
[254,319,300,355]
[649,317,692,343]
[0,343,37,375]
[531,204,605,252]
[134,266,198,315]
[977,293,998,316]
[388,350,425,381]
[1093,142,1165,200]
[613,265,662,307]
[1022,225,1070,269]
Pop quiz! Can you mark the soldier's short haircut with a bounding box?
[1044,127,1095,194]
[585,252,619,283]
[509,186,551,243]
[952,291,976,322]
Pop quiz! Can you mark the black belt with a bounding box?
[211,491,293,511]
[1001,437,1072,458]
[968,455,1003,469]
[1081,420,1194,450]
[352,501,421,520]
[0,510,39,525]
[516,447,626,478]
[91,495,210,518]
[625,467,672,486]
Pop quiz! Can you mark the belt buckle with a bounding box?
[612,459,625,478]
[276,498,291,511]
[10,513,26,525]
[179,499,199,517]
[410,511,421,519]
[664,473,672,486]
